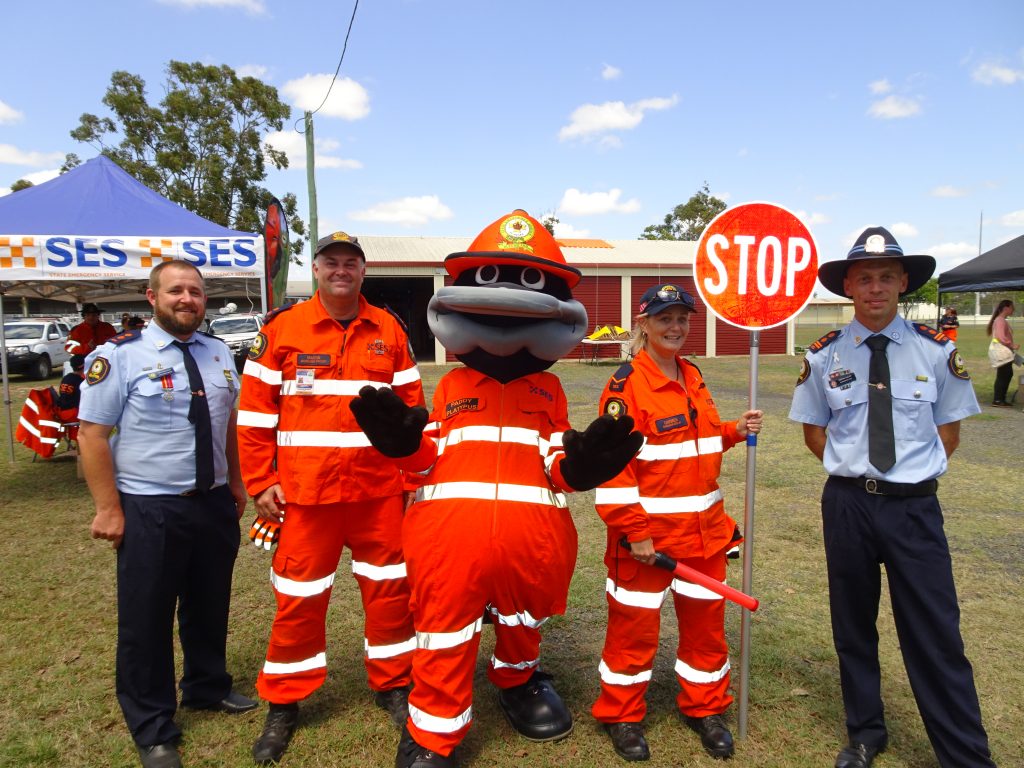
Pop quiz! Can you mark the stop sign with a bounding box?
[694,202,818,330]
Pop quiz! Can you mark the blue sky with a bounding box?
[2,0,1022,275]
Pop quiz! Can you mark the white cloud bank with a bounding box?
[867,94,921,119]
[349,196,454,227]
[265,131,362,170]
[931,185,967,198]
[0,144,65,167]
[158,0,266,13]
[972,61,1024,86]
[601,64,622,81]
[0,99,23,124]
[558,188,640,216]
[559,95,678,143]
[282,74,370,121]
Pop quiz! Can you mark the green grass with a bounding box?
[1,339,1020,767]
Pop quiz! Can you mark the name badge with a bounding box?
[828,369,857,389]
[297,353,332,367]
[295,369,315,394]
[655,414,687,432]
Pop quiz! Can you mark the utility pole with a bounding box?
[305,110,319,293]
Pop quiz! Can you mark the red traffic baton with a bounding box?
[620,537,759,612]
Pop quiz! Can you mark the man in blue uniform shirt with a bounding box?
[79,260,257,768]
[789,227,995,768]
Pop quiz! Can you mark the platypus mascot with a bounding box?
[351,210,643,767]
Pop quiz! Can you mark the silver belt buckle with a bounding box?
[864,478,880,494]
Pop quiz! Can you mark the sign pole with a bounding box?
[737,329,759,738]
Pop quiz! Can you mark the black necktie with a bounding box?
[173,340,214,491]
[865,335,896,473]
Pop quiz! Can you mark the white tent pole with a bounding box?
[0,291,16,462]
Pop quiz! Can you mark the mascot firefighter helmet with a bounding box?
[428,209,588,383]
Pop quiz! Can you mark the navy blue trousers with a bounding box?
[116,486,240,747]
[821,478,994,767]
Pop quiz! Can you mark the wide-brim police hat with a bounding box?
[818,226,935,297]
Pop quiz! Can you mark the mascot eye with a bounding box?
[475,265,500,285]
[520,268,545,290]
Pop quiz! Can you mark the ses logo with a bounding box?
[41,236,258,269]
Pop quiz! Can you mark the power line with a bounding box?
[296,0,360,132]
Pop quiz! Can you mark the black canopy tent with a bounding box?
[938,234,1024,293]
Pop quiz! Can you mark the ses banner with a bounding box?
[0,234,263,280]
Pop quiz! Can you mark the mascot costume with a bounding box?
[351,210,643,768]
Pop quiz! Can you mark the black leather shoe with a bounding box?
[374,685,411,728]
[193,690,259,714]
[497,670,573,742]
[252,702,299,765]
[684,714,734,759]
[395,725,457,768]
[834,742,885,768]
[137,742,182,768]
[604,722,651,761]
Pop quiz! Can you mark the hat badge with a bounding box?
[498,215,535,253]
[332,232,354,243]
[864,234,886,254]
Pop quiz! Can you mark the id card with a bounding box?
[295,368,315,394]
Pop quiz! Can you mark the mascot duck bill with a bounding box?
[428,209,589,382]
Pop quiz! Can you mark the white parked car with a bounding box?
[3,319,72,379]
[207,313,264,369]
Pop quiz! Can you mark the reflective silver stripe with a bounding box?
[38,419,61,428]
[408,702,472,734]
[487,607,547,629]
[595,486,640,505]
[548,431,564,449]
[24,398,40,414]
[416,482,567,508]
[365,636,416,659]
[352,560,407,581]
[599,659,652,686]
[391,366,421,386]
[637,436,724,462]
[19,417,42,438]
[271,569,335,597]
[605,578,667,609]
[417,618,482,651]
[491,655,539,671]
[641,489,723,515]
[237,409,279,428]
[674,657,731,684]
[436,425,548,456]
[263,652,327,675]
[244,359,282,385]
[277,430,371,448]
[671,577,726,601]
[281,379,382,396]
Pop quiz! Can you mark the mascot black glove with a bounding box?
[349,385,429,458]
[559,414,644,492]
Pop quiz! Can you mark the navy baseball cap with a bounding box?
[638,284,697,316]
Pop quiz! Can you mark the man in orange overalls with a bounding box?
[237,232,424,765]
[351,210,643,768]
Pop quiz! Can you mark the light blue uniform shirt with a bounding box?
[79,321,239,495]
[789,315,979,483]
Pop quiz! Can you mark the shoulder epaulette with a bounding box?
[608,362,634,393]
[680,357,703,378]
[913,323,949,344]
[107,329,142,345]
[808,329,841,353]
[197,330,217,340]
[383,304,410,335]
[263,302,295,326]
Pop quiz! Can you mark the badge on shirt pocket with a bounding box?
[295,368,315,394]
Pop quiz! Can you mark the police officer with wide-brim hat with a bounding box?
[817,226,935,297]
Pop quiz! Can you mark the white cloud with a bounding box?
[553,221,592,238]
[265,130,362,170]
[927,241,977,261]
[972,61,1024,85]
[0,99,23,124]
[999,209,1024,227]
[558,188,641,216]
[157,0,265,13]
[558,95,678,143]
[814,192,839,202]
[1,167,60,194]
[601,64,622,81]
[931,185,966,198]
[0,144,65,167]
[349,196,453,227]
[867,95,921,119]
[868,78,892,94]
[793,210,830,226]
[890,222,918,238]
[236,64,268,79]
[281,74,370,120]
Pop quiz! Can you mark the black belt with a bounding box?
[179,483,224,497]
[829,475,938,497]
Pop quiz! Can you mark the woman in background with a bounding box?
[987,299,1017,407]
